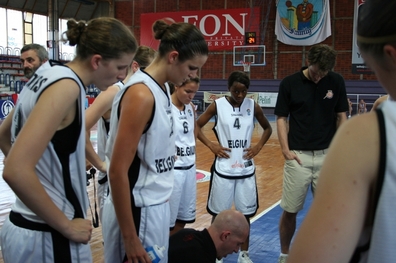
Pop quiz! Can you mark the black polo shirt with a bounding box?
[168,228,217,263]
[274,67,348,150]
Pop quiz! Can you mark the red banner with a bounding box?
[140,8,261,51]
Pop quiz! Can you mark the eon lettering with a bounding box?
[182,12,247,37]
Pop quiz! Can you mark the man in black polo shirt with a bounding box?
[168,209,249,263]
[274,44,348,263]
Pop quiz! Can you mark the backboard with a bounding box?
[233,45,266,66]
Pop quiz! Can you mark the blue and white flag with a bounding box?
[275,0,331,46]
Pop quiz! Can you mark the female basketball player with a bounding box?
[102,20,208,263]
[196,71,272,263]
[85,46,156,223]
[168,77,200,235]
[0,17,137,262]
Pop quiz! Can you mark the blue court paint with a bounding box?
[223,189,313,263]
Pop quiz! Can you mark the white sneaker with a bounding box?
[278,255,288,263]
[215,258,223,263]
[238,251,253,263]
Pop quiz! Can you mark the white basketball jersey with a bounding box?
[10,60,88,222]
[96,81,123,161]
[362,100,396,262]
[213,97,255,178]
[172,103,196,168]
[106,70,175,207]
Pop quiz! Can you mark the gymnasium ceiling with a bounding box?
[0,0,111,21]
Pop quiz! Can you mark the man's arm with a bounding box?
[336,111,347,128]
[276,116,301,164]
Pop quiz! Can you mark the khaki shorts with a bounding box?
[280,149,327,213]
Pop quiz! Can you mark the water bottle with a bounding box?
[122,245,165,263]
[145,245,165,263]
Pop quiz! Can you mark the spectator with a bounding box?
[358,99,367,114]
[347,97,353,118]
[20,43,49,79]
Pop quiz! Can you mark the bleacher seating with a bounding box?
[0,46,25,94]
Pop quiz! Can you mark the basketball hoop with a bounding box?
[242,61,251,73]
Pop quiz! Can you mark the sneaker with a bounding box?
[278,255,288,263]
[238,251,253,263]
[215,258,223,263]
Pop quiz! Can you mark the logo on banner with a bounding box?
[275,0,331,46]
[140,8,261,51]
[0,100,15,119]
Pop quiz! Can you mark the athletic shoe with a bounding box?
[278,255,288,263]
[238,251,253,263]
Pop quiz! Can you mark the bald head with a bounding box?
[212,209,249,235]
[208,210,250,259]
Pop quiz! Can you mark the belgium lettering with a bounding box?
[155,155,175,173]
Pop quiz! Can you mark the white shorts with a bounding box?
[102,197,170,263]
[1,212,92,263]
[169,165,196,228]
[207,170,258,217]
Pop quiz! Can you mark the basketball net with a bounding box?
[242,62,251,73]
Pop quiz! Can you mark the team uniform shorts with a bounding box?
[1,212,92,263]
[102,197,170,263]
[280,149,327,213]
[169,165,196,228]
[207,170,258,217]
[97,170,109,223]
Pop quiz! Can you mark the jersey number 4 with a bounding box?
[233,118,241,129]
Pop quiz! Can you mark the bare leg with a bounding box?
[241,216,251,251]
[241,234,250,251]
[279,210,297,254]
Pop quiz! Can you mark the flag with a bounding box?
[275,0,331,46]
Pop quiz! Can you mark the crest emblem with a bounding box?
[323,90,333,99]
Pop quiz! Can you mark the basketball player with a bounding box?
[85,46,156,223]
[197,71,272,263]
[0,17,137,262]
[169,77,200,235]
[101,19,208,263]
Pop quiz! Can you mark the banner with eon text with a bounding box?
[140,8,261,51]
[275,0,331,46]
[351,0,373,74]
[203,92,258,104]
